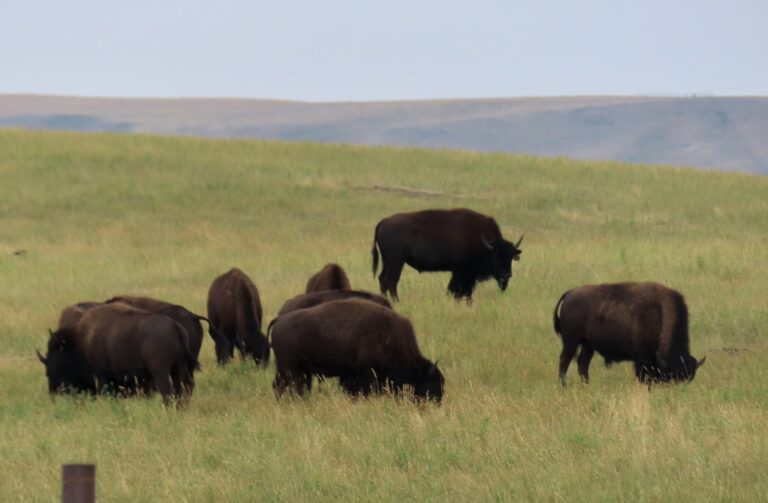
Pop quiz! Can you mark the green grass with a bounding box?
[1,129,767,502]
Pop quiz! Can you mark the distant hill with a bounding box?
[1,94,767,174]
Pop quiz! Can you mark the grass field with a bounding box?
[1,129,767,502]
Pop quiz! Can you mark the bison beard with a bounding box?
[269,299,444,402]
[553,282,705,385]
[371,208,522,301]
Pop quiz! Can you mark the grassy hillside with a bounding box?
[3,94,768,174]
[0,129,767,502]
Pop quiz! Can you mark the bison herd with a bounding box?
[36,208,705,406]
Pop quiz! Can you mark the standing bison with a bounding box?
[207,268,270,366]
[105,295,222,359]
[305,263,351,293]
[372,208,522,301]
[270,299,444,402]
[553,282,706,385]
[37,303,198,405]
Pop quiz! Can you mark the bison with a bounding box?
[105,295,223,359]
[207,268,270,366]
[372,208,522,301]
[305,263,351,293]
[552,282,706,385]
[276,289,392,317]
[270,299,444,402]
[37,303,199,405]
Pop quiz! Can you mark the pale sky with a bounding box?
[1,0,766,101]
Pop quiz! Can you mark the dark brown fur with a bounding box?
[305,263,352,293]
[276,289,392,317]
[372,208,522,301]
[270,299,444,402]
[57,302,102,331]
[553,282,705,385]
[38,303,198,405]
[105,295,223,359]
[207,268,270,366]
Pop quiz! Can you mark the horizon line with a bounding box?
[3,92,766,106]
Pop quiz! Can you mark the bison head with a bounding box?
[656,352,706,382]
[482,235,523,291]
[37,329,95,394]
[412,360,445,403]
[243,330,271,366]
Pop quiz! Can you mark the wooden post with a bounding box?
[62,464,95,503]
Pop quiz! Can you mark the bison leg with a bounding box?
[339,374,358,396]
[448,272,475,301]
[634,359,662,386]
[296,371,312,396]
[378,256,404,301]
[272,369,291,398]
[214,335,235,366]
[577,344,595,384]
[171,364,194,406]
[273,368,311,397]
[151,370,176,407]
[341,370,378,397]
[634,362,651,385]
[559,339,580,386]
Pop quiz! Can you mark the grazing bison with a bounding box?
[105,295,223,359]
[270,299,444,402]
[305,263,351,293]
[553,282,706,385]
[37,303,198,405]
[372,208,522,301]
[57,302,102,331]
[207,268,270,366]
[276,289,392,317]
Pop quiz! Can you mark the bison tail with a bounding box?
[266,317,278,344]
[372,222,381,278]
[173,322,201,372]
[196,315,226,347]
[553,291,568,338]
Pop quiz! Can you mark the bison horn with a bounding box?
[697,356,707,368]
[48,328,54,337]
[515,235,524,248]
[36,350,47,365]
[481,236,494,250]
[429,360,440,376]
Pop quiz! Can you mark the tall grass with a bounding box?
[0,129,767,501]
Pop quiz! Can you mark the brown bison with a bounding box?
[37,303,198,405]
[372,208,522,301]
[270,299,444,402]
[57,302,101,331]
[105,295,223,359]
[305,263,351,293]
[207,268,270,366]
[276,289,392,317]
[553,282,706,385]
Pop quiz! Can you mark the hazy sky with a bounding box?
[1,0,766,101]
